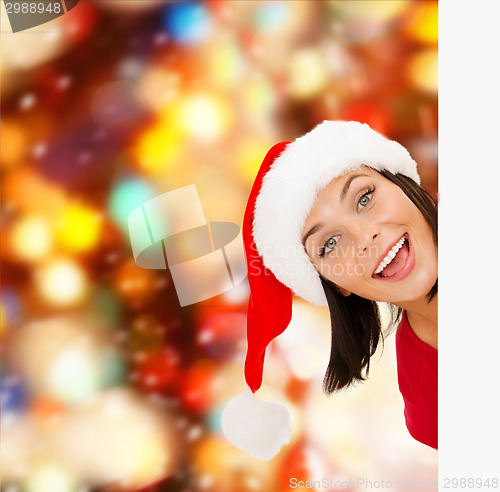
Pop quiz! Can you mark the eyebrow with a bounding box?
[340,173,369,201]
[301,222,324,247]
[301,173,370,248]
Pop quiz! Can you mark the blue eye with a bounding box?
[318,235,340,257]
[357,188,374,212]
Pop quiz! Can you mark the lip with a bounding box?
[371,233,415,281]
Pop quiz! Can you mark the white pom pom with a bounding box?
[221,388,292,460]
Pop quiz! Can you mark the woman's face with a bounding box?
[301,166,437,304]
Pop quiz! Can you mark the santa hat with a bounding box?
[222,120,420,460]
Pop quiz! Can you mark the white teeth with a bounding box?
[374,236,406,275]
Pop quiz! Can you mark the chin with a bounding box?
[403,277,437,302]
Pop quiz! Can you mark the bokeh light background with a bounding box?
[0,1,438,491]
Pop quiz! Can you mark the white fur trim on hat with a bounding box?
[253,120,420,306]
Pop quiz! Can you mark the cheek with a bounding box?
[318,258,367,285]
[415,221,438,275]
[378,194,411,222]
[409,206,436,252]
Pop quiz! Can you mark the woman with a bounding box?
[222,120,437,460]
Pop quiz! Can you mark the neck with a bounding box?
[396,291,438,349]
[397,292,438,326]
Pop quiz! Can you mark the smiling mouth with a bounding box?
[373,234,410,278]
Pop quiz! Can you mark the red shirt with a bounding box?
[395,311,438,449]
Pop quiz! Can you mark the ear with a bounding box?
[337,287,351,297]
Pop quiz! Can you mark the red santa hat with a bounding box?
[222,120,420,460]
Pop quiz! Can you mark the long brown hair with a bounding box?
[322,169,437,394]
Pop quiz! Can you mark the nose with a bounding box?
[363,232,378,249]
[351,222,380,254]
